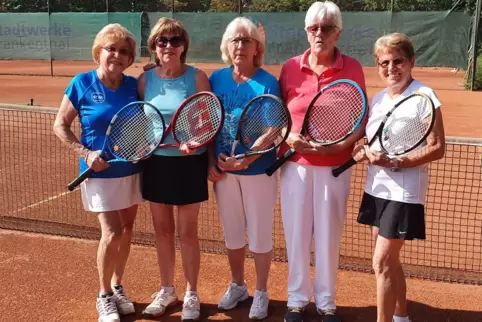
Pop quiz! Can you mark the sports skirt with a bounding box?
[80,173,143,212]
[357,192,426,240]
[141,152,209,206]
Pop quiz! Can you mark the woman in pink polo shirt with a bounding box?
[278,2,367,322]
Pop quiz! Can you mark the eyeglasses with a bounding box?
[377,57,406,69]
[102,46,130,56]
[155,36,184,48]
[229,37,253,46]
[306,25,338,34]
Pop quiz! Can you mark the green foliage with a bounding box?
[465,55,482,90]
[0,0,477,13]
[248,0,299,12]
[209,0,238,12]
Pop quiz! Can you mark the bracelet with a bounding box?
[82,149,90,162]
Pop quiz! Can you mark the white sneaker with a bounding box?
[218,282,249,310]
[142,287,179,317]
[97,294,120,322]
[249,290,269,320]
[182,291,201,321]
[112,285,135,315]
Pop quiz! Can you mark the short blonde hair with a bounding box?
[147,17,190,65]
[92,23,136,66]
[374,32,415,62]
[305,1,343,30]
[220,17,266,67]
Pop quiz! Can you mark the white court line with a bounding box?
[8,191,73,215]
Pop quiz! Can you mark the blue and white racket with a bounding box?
[67,101,165,191]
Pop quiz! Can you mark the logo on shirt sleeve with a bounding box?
[91,92,105,103]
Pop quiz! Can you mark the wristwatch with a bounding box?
[389,157,401,172]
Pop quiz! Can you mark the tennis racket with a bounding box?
[265,79,367,177]
[67,101,166,191]
[157,91,224,149]
[331,92,436,177]
[227,94,291,161]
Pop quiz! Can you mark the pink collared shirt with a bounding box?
[278,47,367,167]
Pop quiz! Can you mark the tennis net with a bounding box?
[0,104,481,285]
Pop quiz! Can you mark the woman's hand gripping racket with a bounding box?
[331,92,436,177]
[265,79,367,177]
[67,101,166,191]
[218,94,291,171]
[157,91,224,150]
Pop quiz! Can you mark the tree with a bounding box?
[174,0,210,12]
[210,0,238,12]
[248,0,298,12]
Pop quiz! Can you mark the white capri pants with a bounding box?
[280,161,352,310]
[81,173,143,212]
[214,173,277,254]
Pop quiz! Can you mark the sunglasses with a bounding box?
[378,57,406,69]
[155,36,184,48]
[102,46,130,56]
[306,25,338,34]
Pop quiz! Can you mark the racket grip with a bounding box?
[67,168,95,191]
[265,148,296,177]
[331,158,357,178]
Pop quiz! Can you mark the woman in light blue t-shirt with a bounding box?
[137,18,211,322]
[208,17,280,320]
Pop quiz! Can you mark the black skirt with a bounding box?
[141,152,209,206]
[357,192,426,240]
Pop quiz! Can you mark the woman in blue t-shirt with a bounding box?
[209,17,280,320]
[53,23,140,322]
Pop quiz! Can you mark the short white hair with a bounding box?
[304,1,343,30]
[220,17,266,67]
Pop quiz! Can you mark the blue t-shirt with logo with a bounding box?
[209,66,281,176]
[64,69,142,178]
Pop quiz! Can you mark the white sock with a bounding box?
[161,286,174,294]
[185,290,198,297]
[393,315,410,322]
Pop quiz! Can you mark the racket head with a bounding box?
[171,91,224,149]
[106,101,166,161]
[303,79,368,145]
[378,92,436,156]
[237,94,291,155]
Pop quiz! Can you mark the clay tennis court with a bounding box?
[0,59,481,321]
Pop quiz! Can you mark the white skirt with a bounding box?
[80,173,143,212]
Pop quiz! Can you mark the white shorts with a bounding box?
[80,173,143,212]
[213,173,277,253]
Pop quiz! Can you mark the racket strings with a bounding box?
[239,98,290,152]
[108,104,165,160]
[381,96,434,154]
[307,85,365,144]
[173,96,222,146]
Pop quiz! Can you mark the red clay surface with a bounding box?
[1,229,481,322]
[1,59,481,321]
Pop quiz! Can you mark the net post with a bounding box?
[47,0,53,77]
[171,0,175,12]
[238,0,242,14]
[470,0,481,90]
